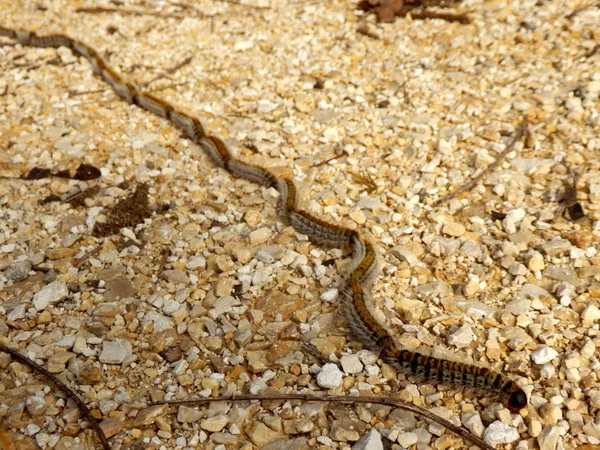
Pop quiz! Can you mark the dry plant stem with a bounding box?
[435,117,528,206]
[73,243,103,267]
[566,0,600,20]
[0,345,111,450]
[139,56,193,88]
[74,7,196,20]
[152,394,493,450]
[406,10,471,23]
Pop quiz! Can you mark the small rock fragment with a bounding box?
[33,281,69,310]
[99,340,133,364]
[483,421,519,445]
[316,363,343,389]
[4,260,32,281]
[352,430,383,450]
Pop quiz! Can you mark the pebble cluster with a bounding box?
[1,0,599,449]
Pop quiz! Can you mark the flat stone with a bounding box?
[99,417,124,439]
[442,221,465,237]
[248,422,281,446]
[581,305,600,323]
[447,324,476,348]
[483,421,519,445]
[316,363,343,389]
[134,404,169,427]
[531,346,558,365]
[177,406,203,423]
[352,430,383,450]
[4,260,32,281]
[249,227,273,246]
[33,281,69,311]
[397,432,418,447]
[340,354,363,374]
[528,252,545,271]
[537,424,561,450]
[104,278,135,301]
[99,340,132,364]
[200,415,229,432]
[461,411,484,438]
[262,437,310,450]
[540,239,571,256]
[330,420,360,441]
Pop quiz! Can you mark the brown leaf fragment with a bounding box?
[56,163,101,181]
[93,183,152,237]
[21,167,52,179]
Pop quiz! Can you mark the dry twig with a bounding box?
[0,345,110,450]
[139,56,193,88]
[566,0,600,20]
[435,117,528,206]
[75,6,197,19]
[152,393,493,450]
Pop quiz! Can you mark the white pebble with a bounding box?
[531,346,558,365]
[316,363,343,389]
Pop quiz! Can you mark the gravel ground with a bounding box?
[1,1,600,449]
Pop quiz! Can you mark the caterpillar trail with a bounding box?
[0,27,528,413]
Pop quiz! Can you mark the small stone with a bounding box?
[581,305,600,323]
[248,422,281,446]
[249,227,273,246]
[505,298,531,315]
[177,406,203,423]
[99,340,133,364]
[531,346,558,365]
[78,363,103,385]
[4,260,32,281]
[104,278,135,301]
[539,403,562,424]
[33,281,69,310]
[537,424,561,450]
[7,304,26,321]
[330,420,360,441]
[396,432,418,447]
[528,252,545,271]
[461,411,484,438]
[134,404,169,427]
[201,415,229,432]
[340,354,363,374]
[47,352,75,373]
[100,418,124,438]
[26,396,48,417]
[316,363,343,389]
[321,288,339,303]
[540,239,571,256]
[187,255,206,270]
[349,210,366,225]
[352,430,383,450]
[483,421,519,445]
[163,270,190,285]
[442,221,465,237]
[447,324,476,349]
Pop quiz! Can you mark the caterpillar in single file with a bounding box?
[0,26,527,413]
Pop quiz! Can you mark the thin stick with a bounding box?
[0,345,111,450]
[139,56,193,88]
[73,243,103,267]
[566,0,600,20]
[152,393,493,450]
[74,6,197,19]
[435,117,528,206]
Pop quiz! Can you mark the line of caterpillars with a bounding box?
[0,26,527,412]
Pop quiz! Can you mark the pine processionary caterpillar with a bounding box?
[0,26,528,413]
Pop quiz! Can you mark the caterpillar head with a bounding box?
[507,389,527,412]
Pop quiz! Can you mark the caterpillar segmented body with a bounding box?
[0,26,527,413]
